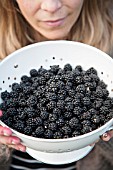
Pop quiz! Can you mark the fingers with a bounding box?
[0,126,26,152]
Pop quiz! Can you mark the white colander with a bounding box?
[0,40,113,165]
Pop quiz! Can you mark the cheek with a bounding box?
[17,0,40,15]
[69,0,84,9]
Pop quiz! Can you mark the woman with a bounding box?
[0,0,113,170]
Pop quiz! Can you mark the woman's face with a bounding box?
[16,0,84,40]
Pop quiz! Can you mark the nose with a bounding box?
[41,0,62,13]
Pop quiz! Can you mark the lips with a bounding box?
[42,17,65,27]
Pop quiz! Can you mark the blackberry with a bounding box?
[38,67,47,76]
[75,65,83,72]
[18,110,27,120]
[80,111,91,120]
[90,73,100,82]
[61,125,72,135]
[56,81,65,90]
[47,101,56,110]
[91,115,100,124]
[56,117,65,127]
[73,106,83,117]
[103,99,111,109]
[72,130,81,137]
[82,125,93,134]
[53,108,61,115]
[23,86,32,94]
[25,107,36,118]
[46,93,57,101]
[48,122,57,131]
[48,113,58,122]
[65,102,74,111]
[82,120,91,126]
[83,75,91,83]
[98,80,107,89]
[44,72,52,80]
[34,117,43,126]
[57,100,65,110]
[86,67,97,75]
[73,98,81,106]
[26,118,36,128]
[44,129,53,139]
[53,131,63,139]
[49,65,60,74]
[57,94,65,100]
[40,110,49,120]
[21,75,31,83]
[7,107,17,116]
[18,98,26,107]
[34,126,44,137]
[65,97,72,103]
[75,76,83,84]
[12,83,22,92]
[38,77,46,85]
[68,89,75,98]
[99,106,109,115]
[27,96,37,107]
[3,117,13,127]
[1,90,10,100]
[0,102,8,111]
[63,111,72,119]
[9,91,19,98]
[76,84,86,93]
[69,117,79,128]
[14,120,25,133]
[64,64,72,72]
[95,87,103,98]
[30,69,38,77]
[82,97,91,106]
[24,126,32,135]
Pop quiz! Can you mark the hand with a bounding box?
[0,110,26,152]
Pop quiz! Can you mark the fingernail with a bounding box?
[11,139,20,145]
[103,133,108,138]
[19,147,26,152]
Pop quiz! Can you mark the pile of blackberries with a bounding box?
[0,64,113,139]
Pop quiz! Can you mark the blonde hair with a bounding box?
[0,0,113,60]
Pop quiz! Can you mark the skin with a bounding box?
[0,0,113,152]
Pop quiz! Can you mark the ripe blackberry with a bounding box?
[56,81,65,90]
[46,92,57,101]
[1,90,10,100]
[76,84,86,93]
[53,108,61,115]
[9,91,19,98]
[30,69,38,77]
[49,65,60,74]
[83,75,91,83]
[25,107,36,118]
[12,83,22,92]
[7,107,17,116]
[47,101,56,110]
[24,126,32,135]
[21,75,31,83]
[69,117,79,128]
[75,65,83,72]
[73,98,81,107]
[40,110,49,120]
[56,117,65,127]
[26,118,36,128]
[82,97,91,106]
[91,115,100,124]
[48,122,57,131]
[68,89,75,98]
[57,100,65,110]
[18,110,27,120]
[86,67,97,75]
[65,102,74,111]
[53,131,63,139]
[95,87,103,98]
[27,96,37,107]
[103,99,111,109]
[80,111,91,120]
[0,102,8,111]
[34,126,44,137]
[73,106,83,117]
[38,77,46,85]
[63,111,72,119]
[82,120,91,126]
[99,106,109,115]
[64,64,72,72]
[75,76,83,84]
[3,117,13,127]
[61,125,72,135]
[44,72,52,80]
[38,67,47,76]
[90,73,100,82]
[18,98,26,107]
[23,86,32,94]
[44,129,53,139]
[65,97,72,102]
[57,94,65,100]
[48,113,58,122]
[14,120,25,133]
[98,80,107,89]
[82,125,93,134]
[72,130,81,137]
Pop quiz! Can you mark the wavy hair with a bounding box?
[0,0,113,60]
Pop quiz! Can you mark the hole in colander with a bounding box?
[101,72,103,74]
[107,74,109,77]
[0,88,2,91]
[9,85,11,88]
[8,77,10,80]
[3,81,5,84]
[45,59,48,62]
[60,58,63,61]
[52,57,55,60]
[14,77,16,80]
[14,64,18,68]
